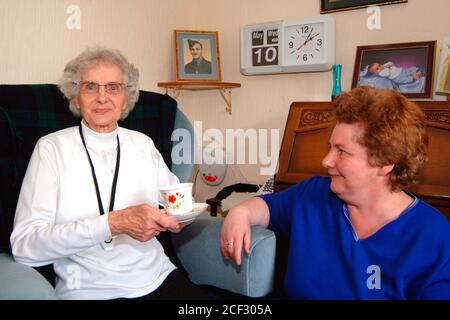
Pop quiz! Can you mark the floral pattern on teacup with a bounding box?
[166,192,185,210]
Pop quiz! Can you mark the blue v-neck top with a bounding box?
[260,176,450,299]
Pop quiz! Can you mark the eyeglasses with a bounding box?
[74,81,127,95]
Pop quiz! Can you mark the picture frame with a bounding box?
[321,0,407,14]
[352,41,436,99]
[435,37,450,95]
[174,30,221,82]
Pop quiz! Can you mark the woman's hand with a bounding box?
[220,206,252,266]
[220,197,271,266]
[108,204,182,242]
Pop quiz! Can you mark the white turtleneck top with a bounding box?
[11,121,179,299]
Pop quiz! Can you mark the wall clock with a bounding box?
[241,15,335,75]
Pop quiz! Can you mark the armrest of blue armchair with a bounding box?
[0,253,57,300]
[171,214,276,298]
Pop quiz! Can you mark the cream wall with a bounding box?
[1,0,449,186]
[0,0,193,88]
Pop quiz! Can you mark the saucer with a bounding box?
[167,203,209,223]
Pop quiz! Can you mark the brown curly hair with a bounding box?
[333,86,428,190]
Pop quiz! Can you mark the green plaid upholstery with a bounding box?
[0,84,177,253]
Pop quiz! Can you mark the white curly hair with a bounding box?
[58,47,140,119]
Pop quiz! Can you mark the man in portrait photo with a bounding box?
[185,39,212,74]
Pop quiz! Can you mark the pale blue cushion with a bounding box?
[0,253,56,300]
[171,108,195,183]
[172,215,276,297]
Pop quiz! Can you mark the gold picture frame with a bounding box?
[435,37,450,95]
[174,30,221,82]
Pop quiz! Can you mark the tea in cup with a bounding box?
[160,182,194,215]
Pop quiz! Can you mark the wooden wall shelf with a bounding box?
[157,81,241,115]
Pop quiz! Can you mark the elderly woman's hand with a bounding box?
[108,204,182,242]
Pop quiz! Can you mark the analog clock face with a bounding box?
[284,22,325,66]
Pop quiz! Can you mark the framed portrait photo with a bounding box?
[352,41,436,99]
[174,30,221,82]
[321,0,407,14]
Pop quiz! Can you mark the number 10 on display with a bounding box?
[251,29,279,67]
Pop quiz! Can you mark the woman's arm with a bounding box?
[10,140,112,265]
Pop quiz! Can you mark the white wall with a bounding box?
[1,0,449,187]
[0,0,193,88]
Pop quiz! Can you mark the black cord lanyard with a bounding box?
[79,125,120,243]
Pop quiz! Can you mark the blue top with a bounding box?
[260,176,450,299]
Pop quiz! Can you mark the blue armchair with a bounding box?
[0,85,276,299]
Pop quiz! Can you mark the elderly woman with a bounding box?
[221,86,450,299]
[10,47,206,300]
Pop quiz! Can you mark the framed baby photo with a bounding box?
[174,30,222,82]
[352,41,436,99]
[320,0,407,14]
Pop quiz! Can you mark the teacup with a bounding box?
[160,182,194,215]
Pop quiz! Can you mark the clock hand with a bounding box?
[304,27,314,44]
[298,27,314,50]
[297,32,320,51]
[297,42,307,51]
[309,33,320,40]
